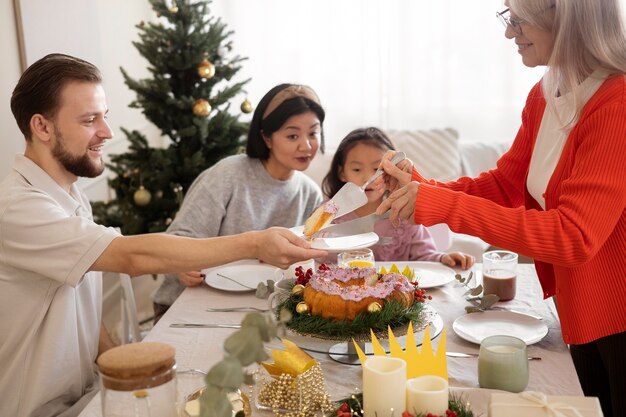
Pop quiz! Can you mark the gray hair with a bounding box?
[510,0,626,128]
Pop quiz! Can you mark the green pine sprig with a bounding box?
[277,293,425,339]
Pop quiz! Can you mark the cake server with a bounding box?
[311,212,390,238]
[329,151,406,219]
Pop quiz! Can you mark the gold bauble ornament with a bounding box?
[291,284,305,295]
[197,59,216,79]
[192,98,211,117]
[295,302,309,314]
[169,5,178,13]
[240,98,253,114]
[367,302,382,313]
[133,186,152,206]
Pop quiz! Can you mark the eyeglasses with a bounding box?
[496,5,555,35]
[496,8,525,35]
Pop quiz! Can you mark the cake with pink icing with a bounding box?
[302,200,339,237]
[302,265,415,321]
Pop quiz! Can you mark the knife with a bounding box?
[447,351,542,360]
[312,212,390,238]
[170,323,242,329]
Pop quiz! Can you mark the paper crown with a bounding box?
[380,263,415,281]
[352,324,448,381]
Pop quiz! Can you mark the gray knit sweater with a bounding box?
[153,154,323,306]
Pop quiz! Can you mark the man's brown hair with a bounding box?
[10,53,102,141]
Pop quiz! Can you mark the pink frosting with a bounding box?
[323,200,339,214]
[308,266,413,302]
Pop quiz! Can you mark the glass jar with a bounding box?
[98,342,178,417]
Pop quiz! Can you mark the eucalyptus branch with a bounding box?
[454,272,500,314]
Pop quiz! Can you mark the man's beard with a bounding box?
[51,126,104,178]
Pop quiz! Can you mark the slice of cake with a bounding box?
[302,200,339,237]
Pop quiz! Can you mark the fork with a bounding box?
[206,307,269,312]
[215,273,257,290]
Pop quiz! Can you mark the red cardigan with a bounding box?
[411,75,626,344]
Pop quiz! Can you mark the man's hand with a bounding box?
[376,182,420,226]
[254,228,328,269]
[178,270,205,287]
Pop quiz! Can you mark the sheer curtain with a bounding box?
[211,0,545,149]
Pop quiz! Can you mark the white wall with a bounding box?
[0,1,23,178]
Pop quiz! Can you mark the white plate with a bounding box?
[203,262,279,292]
[289,226,379,252]
[452,310,548,345]
[377,261,456,288]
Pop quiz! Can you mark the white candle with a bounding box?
[406,375,449,416]
[363,356,406,417]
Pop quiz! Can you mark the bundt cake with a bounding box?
[302,265,414,321]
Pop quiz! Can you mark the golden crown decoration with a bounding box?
[352,324,448,381]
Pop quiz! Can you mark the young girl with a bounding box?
[153,83,326,322]
[322,127,473,268]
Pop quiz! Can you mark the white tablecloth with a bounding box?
[80,263,582,416]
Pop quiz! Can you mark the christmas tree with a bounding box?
[92,0,252,235]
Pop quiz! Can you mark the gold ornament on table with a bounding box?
[240,98,253,114]
[295,302,309,315]
[133,185,152,206]
[192,98,211,117]
[197,59,215,79]
[258,339,332,417]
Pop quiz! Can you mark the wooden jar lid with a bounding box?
[97,342,176,390]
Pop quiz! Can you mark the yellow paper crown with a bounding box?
[352,324,448,381]
[379,263,415,281]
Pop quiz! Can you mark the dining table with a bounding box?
[79,262,583,417]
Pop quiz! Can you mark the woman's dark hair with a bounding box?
[322,127,395,198]
[246,83,325,160]
[11,53,102,141]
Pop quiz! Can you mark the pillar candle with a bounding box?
[363,356,406,417]
[406,375,448,416]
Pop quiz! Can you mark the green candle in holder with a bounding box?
[478,335,528,393]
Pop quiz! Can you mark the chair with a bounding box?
[119,273,143,344]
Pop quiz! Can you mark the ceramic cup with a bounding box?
[482,250,518,301]
[267,271,294,311]
[478,335,528,392]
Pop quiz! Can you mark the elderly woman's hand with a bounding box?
[376,181,420,226]
[372,150,414,194]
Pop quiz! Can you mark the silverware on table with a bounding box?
[206,307,269,312]
[446,351,541,360]
[493,307,543,320]
[215,273,257,290]
[170,323,242,329]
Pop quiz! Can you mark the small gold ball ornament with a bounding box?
[192,98,211,117]
[133,185,152,206]
[197,59,216,79]
[367,302,382,314]
[295,302,309,314]
[291,284,305,295]
[169,5,178,14]
[240,98,253,114]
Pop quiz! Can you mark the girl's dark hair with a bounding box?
[246,83,325,160]
[11,53,102,141]
[322,127,395,198]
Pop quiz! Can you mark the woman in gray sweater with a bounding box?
[153,84,325,321]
